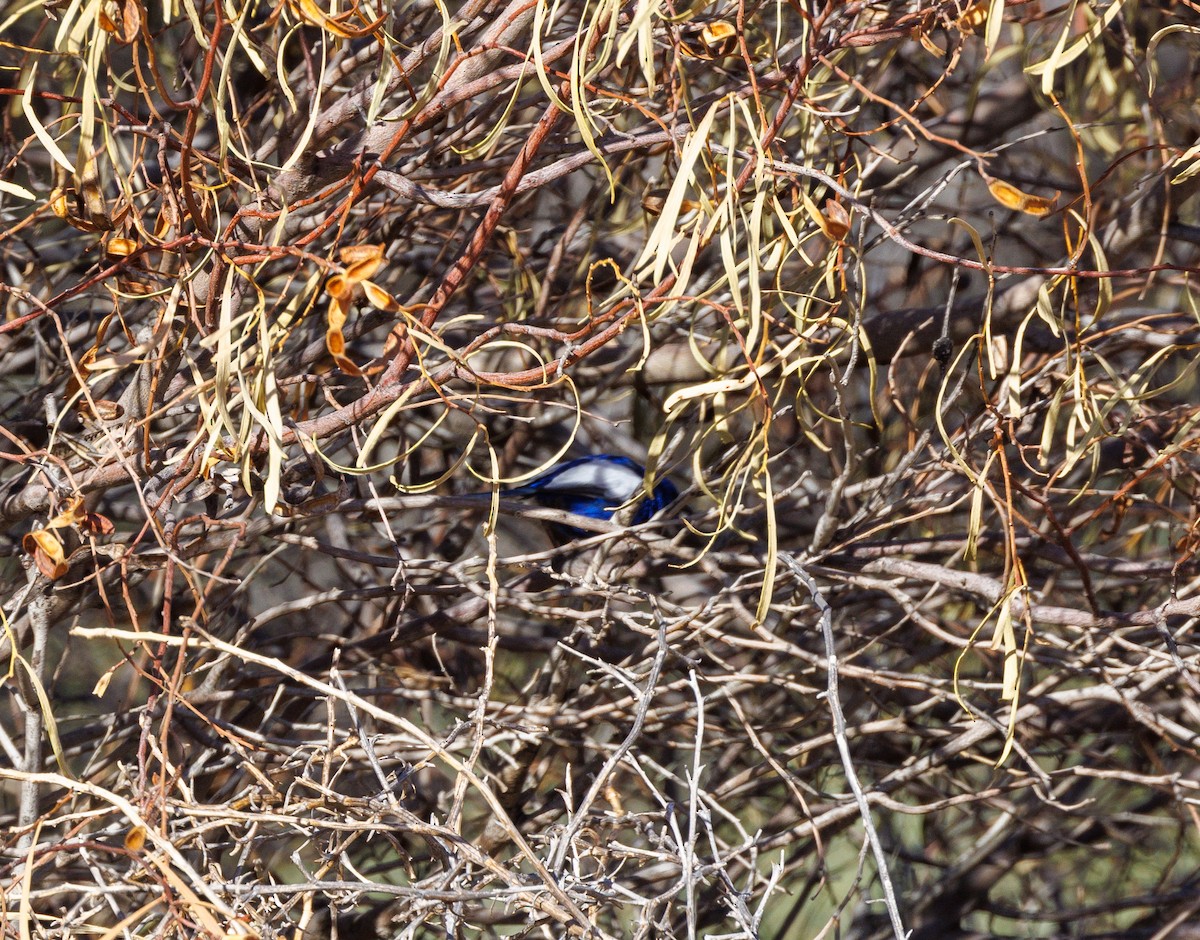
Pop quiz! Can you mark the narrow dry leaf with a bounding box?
[289,0,386,38]
[0,179,36,200]
[21,65,75,174]
[916,27,945,56]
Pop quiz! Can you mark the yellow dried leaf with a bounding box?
[343,254,384,284]
[985,177,1057,217]
[701,20,737,55]
[49,189,70,219]
[125,825,146,851]
[800,192,852,242]
[290,0,385,38]
[291,0,353,36]
[916,28,944,55]
[338,243,384,265]
[326,327,346,356]
[49,187,110,232]
[325,295,363,375]
[327,294,349,331]
[957,2,987,31]
[325,273,352,300]
[681,19,738,58]
[362,279,400,312]
[105,236,137,257]
[45,496,87,529]
[333,351,363,377]
[23,528,68,580]
[77,153,113,231]
[92,664,116,697]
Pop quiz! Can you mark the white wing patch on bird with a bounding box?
[537,461,644,501]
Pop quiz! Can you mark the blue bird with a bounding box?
[501,455,678,540]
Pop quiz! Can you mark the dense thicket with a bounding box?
[3,0,1200,936]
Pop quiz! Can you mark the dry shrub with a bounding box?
[2,0,1200,936]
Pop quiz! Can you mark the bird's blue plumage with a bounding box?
[502,455,677,539]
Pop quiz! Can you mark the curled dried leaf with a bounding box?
[46,496,87,529]
[82,511,115,536]
[325,273,352,300]
[327,294,349,333]
[105,236,137,257]
[338,243,385,265]
[916,28,945,56]
[681,19,738,58]
[822,199,852,240]
[641,191,667,215]
[362,280,401,312]
[99,0,141,42]
[325,295,363,375]
[154,202,174,238]
[77,398,125,423]
[985,176,1057,217]
[77,154,112,231]
[49,187,110,232]
[49,189,70,219]
[23,528,68,580]
[328,245,386,295]
[289,0,385,38]
[332,350,363,377]
[323,245,394,374]
[641,188,701,223]
[701,20,737,56]
[802,192,852,242]
[344,254,385,284]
